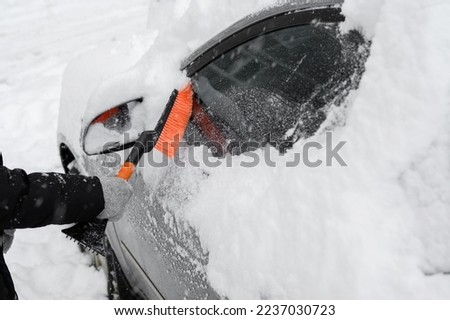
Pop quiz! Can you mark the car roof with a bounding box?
[180,0,344,73]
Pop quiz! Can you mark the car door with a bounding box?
[113,155,219,299]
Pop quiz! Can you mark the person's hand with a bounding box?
[2,229,15,254]
[97,177,133,222]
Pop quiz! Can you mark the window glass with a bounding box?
[187,23,367,155]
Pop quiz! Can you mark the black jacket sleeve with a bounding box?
[0,166,105,230]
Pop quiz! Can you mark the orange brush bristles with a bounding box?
[155,84,193,158]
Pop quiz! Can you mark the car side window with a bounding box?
[188,23,368,156]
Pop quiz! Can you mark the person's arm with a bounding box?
[0,166,105,229]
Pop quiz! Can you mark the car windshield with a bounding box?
[187,23,367,155]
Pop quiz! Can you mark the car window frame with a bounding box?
[183,7,344,77]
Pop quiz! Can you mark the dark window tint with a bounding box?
[188,23,368,155]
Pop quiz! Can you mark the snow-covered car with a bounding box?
[57,0,369,299]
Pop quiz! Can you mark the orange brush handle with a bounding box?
[117,162,135,181]
[115,131,157,181]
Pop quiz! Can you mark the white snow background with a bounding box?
[0,0,148,299]
[1,0,450,299]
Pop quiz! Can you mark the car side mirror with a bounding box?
[83,98,146,155]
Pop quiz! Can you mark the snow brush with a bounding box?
[62,84,194,256]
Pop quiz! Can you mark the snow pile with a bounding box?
[6,227,107,299]
[139,0,450,298]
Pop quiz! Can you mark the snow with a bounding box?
[1,0,450,300]
[139,0,450,299]
[0,0,148,299]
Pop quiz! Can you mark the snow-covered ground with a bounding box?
[0,0,148,299]
[1,0,450,299]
